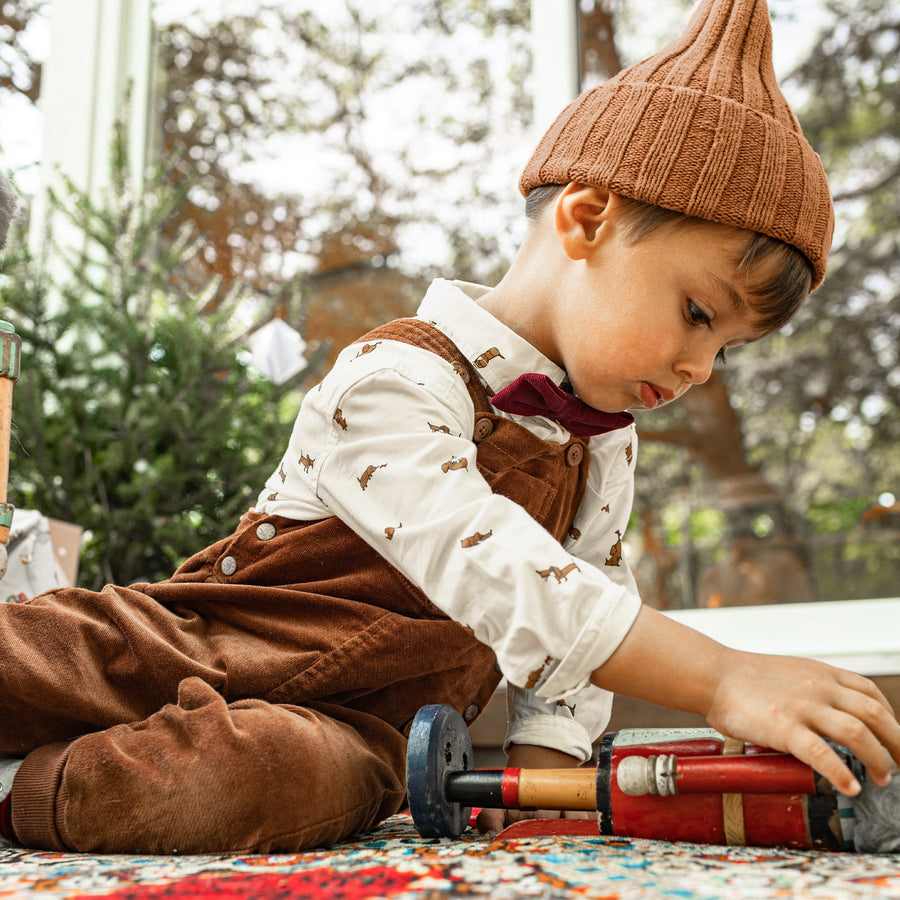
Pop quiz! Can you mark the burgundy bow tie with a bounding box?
[490,373,634,437]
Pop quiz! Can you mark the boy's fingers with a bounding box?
[792,731,862,796]
[475,808,506,834]
[833,679,900,769]
[476,807,588,834]
[835,668,896,717]
[794,707,894,794]
[535,809,591,820]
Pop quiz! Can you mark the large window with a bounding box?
[1,0,897,619]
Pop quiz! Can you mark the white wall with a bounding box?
[29,0,154,257]
[530,0,580,135]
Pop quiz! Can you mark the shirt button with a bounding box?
[463,704,480,724]
[565,442,584,467]
[256,522,277,541]
[473,418,494,442]
[220,556,238,576]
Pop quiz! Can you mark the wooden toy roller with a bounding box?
[406,704,870,850]
[0,321,20,580]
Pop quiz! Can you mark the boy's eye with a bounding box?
[687,300,711,327]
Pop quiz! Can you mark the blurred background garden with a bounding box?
[0,0,896,610]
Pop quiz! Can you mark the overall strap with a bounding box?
[354,316,590,547]
[355,318,493,416]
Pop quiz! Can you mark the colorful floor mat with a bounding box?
[0,813,898,899]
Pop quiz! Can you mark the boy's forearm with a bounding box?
[589,604,730,718]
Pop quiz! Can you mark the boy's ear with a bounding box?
[554,183,617,260]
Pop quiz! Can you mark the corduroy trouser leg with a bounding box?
[0,521,459,854]
[12,678,407,854]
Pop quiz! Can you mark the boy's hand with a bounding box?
[705,651,899,796]
[475,744,592,836]
[590,605,900,797]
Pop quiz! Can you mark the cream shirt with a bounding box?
[255,279,642,761]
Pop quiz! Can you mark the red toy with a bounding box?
[590,727,850,850]
[406,705,898,852]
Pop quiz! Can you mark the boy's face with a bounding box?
[548,204,770,414]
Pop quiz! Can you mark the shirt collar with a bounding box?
[416,279,567,396]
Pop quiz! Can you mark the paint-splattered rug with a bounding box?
[0,813,898,899]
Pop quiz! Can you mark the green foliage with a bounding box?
[804,500,871,536]
[810,534,900,602]
[0,128,306,589]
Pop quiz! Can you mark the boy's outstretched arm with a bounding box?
[590,605,900,797]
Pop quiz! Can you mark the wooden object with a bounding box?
[407,705,851,850]
[0,322,21,578]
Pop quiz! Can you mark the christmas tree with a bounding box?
[0,121,319,588]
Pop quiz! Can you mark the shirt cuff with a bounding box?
[536,589,643,702]
[503,714,595,764]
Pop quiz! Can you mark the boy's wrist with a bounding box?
[506,743,584,769]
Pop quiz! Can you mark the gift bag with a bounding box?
[0,510,81,602]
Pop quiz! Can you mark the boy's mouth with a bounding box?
[640,382,668,409]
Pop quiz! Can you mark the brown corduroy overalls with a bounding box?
[0,320,590,854]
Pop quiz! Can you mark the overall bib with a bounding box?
[0,319,590,853]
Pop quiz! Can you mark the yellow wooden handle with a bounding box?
[516,769,597,810]
[0,376,12,508]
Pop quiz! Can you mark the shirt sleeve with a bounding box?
[290,340,642,717]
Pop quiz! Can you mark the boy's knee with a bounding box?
[175,675,223,710]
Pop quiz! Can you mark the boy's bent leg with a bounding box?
[9,678,408,854]
[0,584,231,752]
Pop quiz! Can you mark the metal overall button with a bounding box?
[473,418,494,442]
[565,442,584,467]
[220,555,238,576]
[256,522,277,541]
[463,704,480,724]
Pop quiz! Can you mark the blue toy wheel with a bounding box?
[406,704,474,838]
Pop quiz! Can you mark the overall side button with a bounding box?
[256,522,277,541]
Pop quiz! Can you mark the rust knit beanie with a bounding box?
[520,0,834,289]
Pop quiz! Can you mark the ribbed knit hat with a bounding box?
[520,0,834,289]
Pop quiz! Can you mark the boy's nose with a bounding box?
[676,346,716,386]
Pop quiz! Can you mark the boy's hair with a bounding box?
[519,0,834,291]
[525,183,811,332]
[0,171,19,251]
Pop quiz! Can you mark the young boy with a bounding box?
[0,0,897,854]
